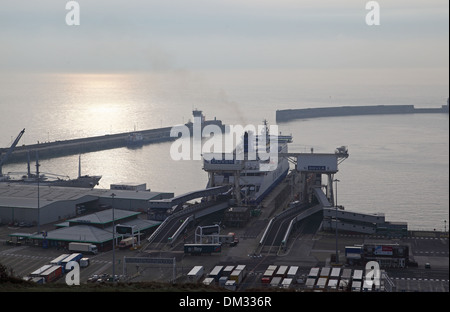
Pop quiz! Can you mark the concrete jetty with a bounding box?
[2,118,225,164]
[276,102,449,123]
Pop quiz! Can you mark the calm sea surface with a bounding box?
[0,70,448,230]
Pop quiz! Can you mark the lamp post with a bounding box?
[111,193,116,284]
[333,178,340,264]
[36,152,40,235]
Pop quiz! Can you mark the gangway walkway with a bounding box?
[257,187,331,255]
[313,187,332,208]
[148,185,230,209]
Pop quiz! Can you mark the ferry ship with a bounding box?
[0,155,101,188]
[0,172,102,188]
[203,121,292,206]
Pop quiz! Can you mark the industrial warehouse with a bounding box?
[0,182,173,226]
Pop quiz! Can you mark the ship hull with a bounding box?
[1,175,102,188]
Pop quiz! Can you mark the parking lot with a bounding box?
[0,221,448,292]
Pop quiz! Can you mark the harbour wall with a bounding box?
[276,103,449,123]
[2,119,225,164]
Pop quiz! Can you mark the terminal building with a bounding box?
[322,207,407,237]
[9,208,161,251]
[0,183,173,226]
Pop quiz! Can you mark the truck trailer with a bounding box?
[219,232,239,246]
[68,242,98,254]
[208,265,224,282]
[40,265,63,283]
[30,265,53,277]
[61,253,83,271]
[261,266,277,284]
[184,243,221,255]
[275,265,288,278]
[223,265,235,277]
[187,266,204,282]
[50,254,70,266]
[80,258,90,268]
[118,237,137,250]
[229,269,244,285]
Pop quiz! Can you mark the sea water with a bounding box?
[0,70,448,230]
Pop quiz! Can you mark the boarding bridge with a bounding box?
[147,200,229,246]
[148,185,231,210]
[313,187,332,208]
[280,146,348,206]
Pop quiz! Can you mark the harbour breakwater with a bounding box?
[2,119,225,164]
[276,102,449,123]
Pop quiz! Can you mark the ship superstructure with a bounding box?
[203,120,292,206]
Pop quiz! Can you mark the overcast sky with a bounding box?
[0,0,448,77]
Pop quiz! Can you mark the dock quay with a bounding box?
[276,101,449,123]
[2,118,225,164]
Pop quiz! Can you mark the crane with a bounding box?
[0,128,25,177]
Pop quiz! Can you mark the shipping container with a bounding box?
[275,265,288,278]
[287,266,299,279]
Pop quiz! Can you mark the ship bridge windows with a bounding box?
[240,172,265,176]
